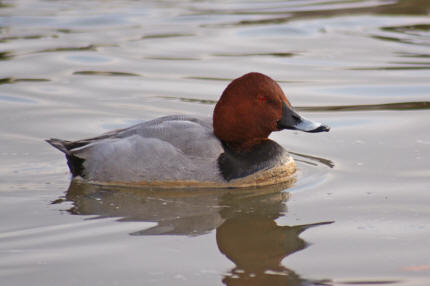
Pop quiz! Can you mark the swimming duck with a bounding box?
[47,72,329,188]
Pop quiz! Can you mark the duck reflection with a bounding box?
[60,179,332,285]
[218,217,332,285]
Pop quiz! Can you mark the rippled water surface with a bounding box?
[1,0,430,285]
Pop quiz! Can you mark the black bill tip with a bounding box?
[308,124,330,133]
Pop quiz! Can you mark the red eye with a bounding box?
[257,95,267,102]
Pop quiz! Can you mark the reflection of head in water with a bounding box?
[218,217,332,286]
[216,190,332,286]
[59,179,332,285]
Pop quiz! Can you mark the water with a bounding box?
[1,0,430,285]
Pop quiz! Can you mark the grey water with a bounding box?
[1,0,430,285]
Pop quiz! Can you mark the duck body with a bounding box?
[47,72,328,188]
[47,115,294,187]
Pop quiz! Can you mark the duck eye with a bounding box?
[257,94,267,102]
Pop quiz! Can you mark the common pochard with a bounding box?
[47,72,329,188]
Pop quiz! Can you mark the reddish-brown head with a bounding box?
[213,72,291,149]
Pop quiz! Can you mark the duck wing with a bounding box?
[47,115,223,182]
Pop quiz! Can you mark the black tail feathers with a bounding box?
[46,138,85,177]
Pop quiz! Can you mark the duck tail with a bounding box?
[46,138,85,177]
[45,138,72,154]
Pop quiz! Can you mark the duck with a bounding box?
[47,72,329,188]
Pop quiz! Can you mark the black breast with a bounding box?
[217,140,288,181]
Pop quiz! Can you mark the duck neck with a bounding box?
[217,139,288,181]
[222,138,269,153]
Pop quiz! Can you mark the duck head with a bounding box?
[213,72,329,149]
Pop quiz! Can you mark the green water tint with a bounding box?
[0,51,14,60]
[73,71,141,77]
[159,95,430,112]
[297,101,430,111]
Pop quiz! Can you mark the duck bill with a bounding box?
[277,102,330,133]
